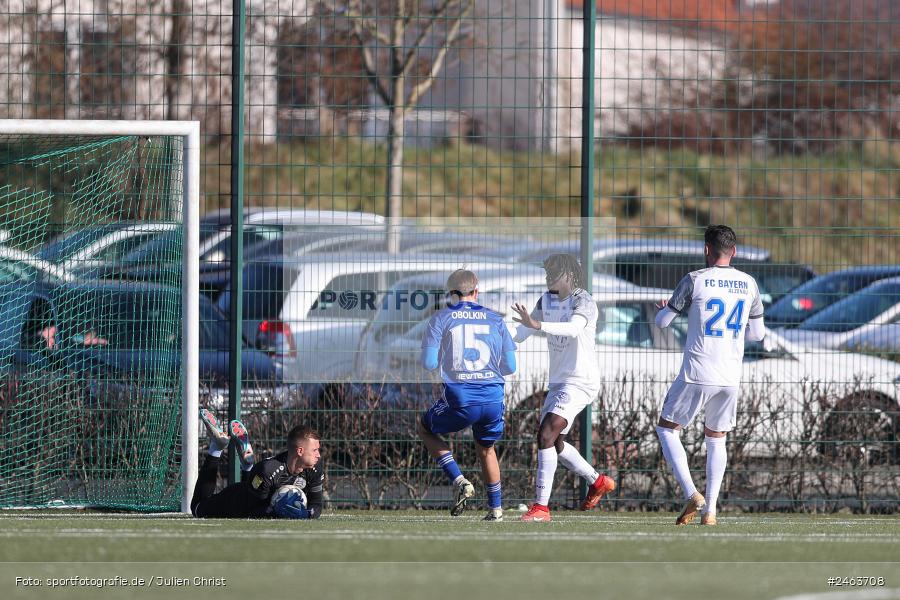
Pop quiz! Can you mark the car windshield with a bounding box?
[766,271,891,323]
[798,281,900,333]
[122,224,227,265]
[39,224,123,261]
[738,264,813,304]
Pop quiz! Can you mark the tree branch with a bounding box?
[357,38,392,105]
[406,0,472,108]
[401,0,454,78]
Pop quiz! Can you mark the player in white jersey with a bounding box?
[654,225,766,525]
[511,254,616,522]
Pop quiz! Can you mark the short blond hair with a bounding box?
[446,269,478,298]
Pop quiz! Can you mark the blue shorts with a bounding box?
[422,397,505,446]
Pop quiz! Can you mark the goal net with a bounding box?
[0,121,199,512]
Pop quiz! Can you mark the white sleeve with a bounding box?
[655,306,678,329]
[540,314,588,338]
[514,324,535,343]
[746,315,766,341]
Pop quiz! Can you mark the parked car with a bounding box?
[732,260,815,306]
[214,254,535,383]
[85,209,387,292]
[518,238,771,287]
[0,280,285,410]
[0,246,71,283]
[241,228,540,264]
[779,277,900,352]
[765,266,900,329]
[38,222,178,274]
[354,268,636,381]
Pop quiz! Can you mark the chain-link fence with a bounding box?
[0,0,897,512]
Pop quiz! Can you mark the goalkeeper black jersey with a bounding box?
[245,451,325,518]
[191,453,325,519]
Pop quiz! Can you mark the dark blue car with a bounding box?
[766,265,900,329]
[1,280,284,410]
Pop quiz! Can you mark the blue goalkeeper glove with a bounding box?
[273,490,310,519]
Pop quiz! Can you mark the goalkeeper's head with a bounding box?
[286,425,321,474]
[446,269,479,303]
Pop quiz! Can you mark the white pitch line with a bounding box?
[0,530,896,544]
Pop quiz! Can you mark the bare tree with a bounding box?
[322,0,473,251]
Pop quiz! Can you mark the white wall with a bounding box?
[556,10,727,152]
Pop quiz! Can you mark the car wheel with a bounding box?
[819,392,898,465]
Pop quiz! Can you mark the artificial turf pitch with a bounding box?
[1,510,898,600]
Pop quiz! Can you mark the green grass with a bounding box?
[2,510,899,599]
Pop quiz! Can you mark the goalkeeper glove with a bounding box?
[273,490,310,519]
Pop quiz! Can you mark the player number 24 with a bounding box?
[703,298,745,338]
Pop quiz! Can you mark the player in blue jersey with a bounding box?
[418,269,517,520]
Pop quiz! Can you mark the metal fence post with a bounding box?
[228,0,247,486]
[579,0,597,502]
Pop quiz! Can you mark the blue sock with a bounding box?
[437,453,462,484]
[486,480,502,510]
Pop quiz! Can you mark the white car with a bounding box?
[355,268,638,381]
[122,208,385,266]
[0,246,71,282]
[780,277,900,354]
[359,287,900,458]
[54,222,178,273]
[214,254,533,382]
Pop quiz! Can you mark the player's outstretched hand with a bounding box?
[655,298,670,311]
[511,303,540,330]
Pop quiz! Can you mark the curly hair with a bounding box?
[543,253,586,290]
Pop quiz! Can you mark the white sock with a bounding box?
[656,426,697,500]
[705,435,727,515]
[535,448,557,505]
[557,442,599,484]
[207,445,223,458]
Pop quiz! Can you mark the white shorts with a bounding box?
[660,379,739,432]
[540,384,597,435]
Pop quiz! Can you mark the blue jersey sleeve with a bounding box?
[421,346,439,371]
[499,322,516,375]
[421,313,442,350]
[501,322,516,353]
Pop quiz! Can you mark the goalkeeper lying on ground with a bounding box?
[191,409,324,519]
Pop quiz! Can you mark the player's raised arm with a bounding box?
[512,296,589,338]
[511,297,542,342]
[538,293,592,338]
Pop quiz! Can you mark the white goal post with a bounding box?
[0,119,200,514]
